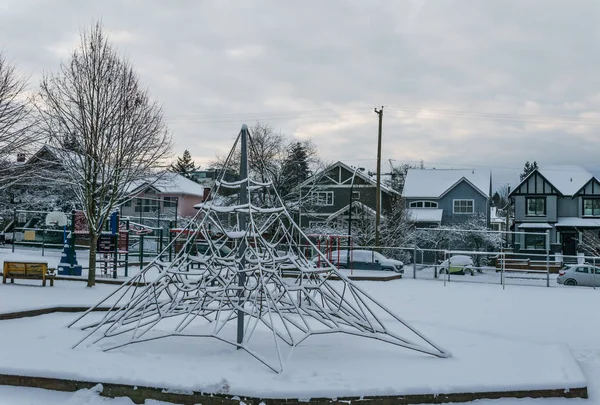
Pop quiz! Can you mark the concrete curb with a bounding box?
[0,373,588,404]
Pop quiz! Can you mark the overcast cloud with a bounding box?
[1,0,599,188]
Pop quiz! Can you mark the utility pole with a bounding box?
[374,106,384,249]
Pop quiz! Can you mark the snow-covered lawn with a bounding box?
[0,274,598,404]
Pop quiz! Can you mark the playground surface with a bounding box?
[0,263,598,403]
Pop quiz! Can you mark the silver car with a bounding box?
[557,264,600,287]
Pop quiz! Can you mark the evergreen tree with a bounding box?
[170,149,197,178]
[520,161,538,181]
[279,142,310,197]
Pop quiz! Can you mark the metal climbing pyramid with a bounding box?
[70,125,450,372]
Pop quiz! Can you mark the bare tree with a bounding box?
[0,52,36,190]
[37,23,172,286]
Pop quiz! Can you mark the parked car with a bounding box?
[313,249,404,273]
[557,264,600,287]
[438,255,476,276]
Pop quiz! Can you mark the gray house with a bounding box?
[297,161,398,230]
[402,169,491,227]
[509,165,600,258]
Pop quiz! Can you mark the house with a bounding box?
[120,172,206,222]
[402,169,491,227]
[508,165,600,258]
[297,161,399,230]
[490,207,511,232]
[189,167,238,195]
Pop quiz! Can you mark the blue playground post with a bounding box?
[57,210,83,276]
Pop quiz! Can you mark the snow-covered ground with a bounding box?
[1,249,599,404]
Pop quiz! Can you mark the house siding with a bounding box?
[438,181,488,224]
[557,197,578,218]
[513,195,557,222]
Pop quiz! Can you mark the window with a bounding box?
[491,223,501,231]
[409,201,438,208]
[453,199,474,214]
[122,199,132,207]
[134,198,159,213]
[526,197,546,216]
[163,196,178,208]
[352,191,360,200]
[575,267,589,274]
[583,199,600,217]
[311,191,334,206]
[524,232,546,250]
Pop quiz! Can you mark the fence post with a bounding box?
[501,250,505,290]
[594,256,596,290]
[413,246,417,279]
[546,250,550,288]
[11,208,16,253]
[139,234,144,270]
[443,250,448,287]
[42,229,46,257]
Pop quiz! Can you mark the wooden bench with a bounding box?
[2,261,55,286]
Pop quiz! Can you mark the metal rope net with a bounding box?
[69,124,450,373]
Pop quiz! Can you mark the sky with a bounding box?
[1,0,600,189]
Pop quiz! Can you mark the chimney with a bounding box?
[203,187,211,202]
[17,153,26,163]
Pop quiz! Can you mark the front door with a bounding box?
[562,231,578,257]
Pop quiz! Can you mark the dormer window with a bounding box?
[409,201,438,208]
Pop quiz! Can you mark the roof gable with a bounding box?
[509,170,561,196]
[402,169,490,198]
[299,161,398,195]
[575,177,600,196]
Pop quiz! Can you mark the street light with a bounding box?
[347,166,365,269]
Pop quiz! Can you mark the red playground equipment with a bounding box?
[307,234,352,269]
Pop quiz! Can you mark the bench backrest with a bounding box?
[4,262,48,276]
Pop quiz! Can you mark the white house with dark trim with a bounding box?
[402,169,491,227]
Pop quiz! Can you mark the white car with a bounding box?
[557,264,600,287]
[439,255,476,276]
[313,249,404,273]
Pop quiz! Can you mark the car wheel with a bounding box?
[438,268,445,274]
[564,279,578,286]
[393,267,403,274]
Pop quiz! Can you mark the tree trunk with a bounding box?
[88,233,98,287]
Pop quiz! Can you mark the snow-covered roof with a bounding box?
[407,208,443,223]
[402,169,490,198]
[555,217,600,228]
[537,165,593,196]
[129,172,204,197]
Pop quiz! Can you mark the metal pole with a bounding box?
[413,246,417,279]
[593,256,596,290]
[139,234,144,270]
[42,229,46,257]
[125,219,129,278]
[501,249,505,290]
[12,208,16,253]
[237,124,249,348]
[347,167,359,272]
[546,232,550,288]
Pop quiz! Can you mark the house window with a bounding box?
[311,191,334,206]
[453,199,474,214]
[351,191,360,200]
[163,196,178,208]
[524,232,546,250]
[135,198,159,213]
[526,197,546,216]
[122,199,132,207]
[409,201,438,208]
[583,199,600,216]
[491,223,501,231]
